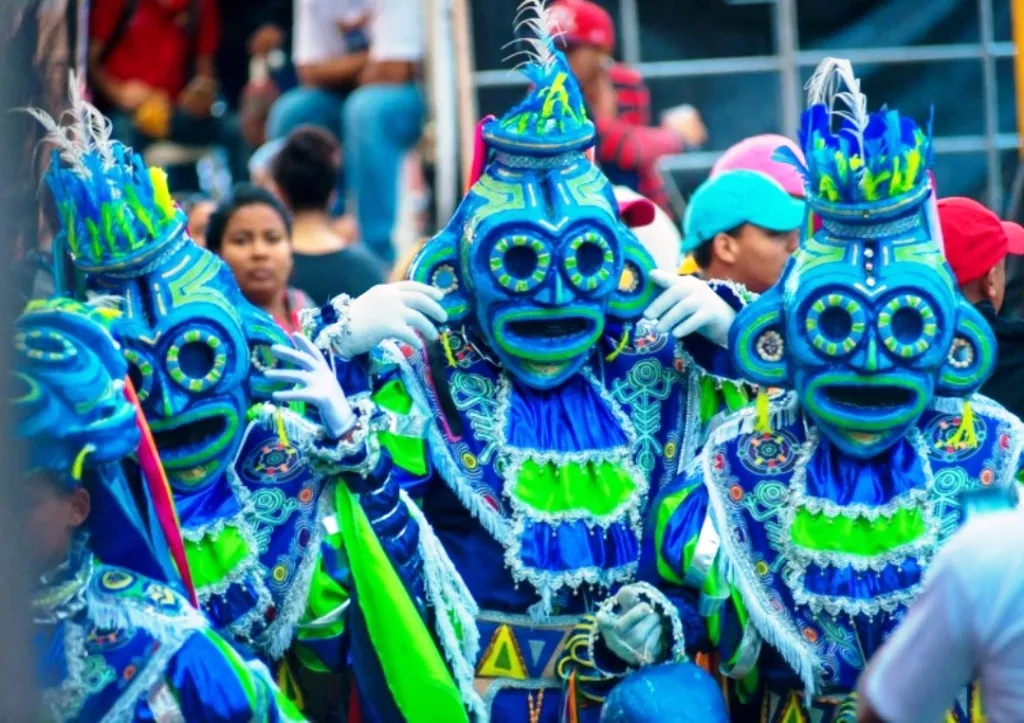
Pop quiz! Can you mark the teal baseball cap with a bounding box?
[682,169,806,254]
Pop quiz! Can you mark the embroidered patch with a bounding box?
[738,430,799,476]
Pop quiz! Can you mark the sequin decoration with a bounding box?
[738,430,799,475]
[165,329,227,392]
[243,441,304,484]
[948,337,975,369]
[924,413,987,462]
[877,294,938,359]
[431,263,459,294]
[489,235,551,293]
[756,329,785,362]
[565,230,614,292]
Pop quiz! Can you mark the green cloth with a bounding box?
[334,482,468,723]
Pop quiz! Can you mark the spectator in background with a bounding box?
[205,184,313,334]
[87,0,250,187]
[265,0,371,208]
[680,133,806,274]
[681,169,803,293]
[547,0,706,216]
[344,0,426,266]
[938,197,1024,420]
[175,192,216,247]
[271,126,384,305]
[216,0,290,112]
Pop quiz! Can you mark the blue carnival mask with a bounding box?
[409,21,656,389]
[41,136,290,491]
[730,60,995,459]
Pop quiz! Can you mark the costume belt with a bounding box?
[473,610,580,702]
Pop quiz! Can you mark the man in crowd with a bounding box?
[88,0,249,186]
[547,0,706,216]
[938,196,1024,420]
[680,168,803,294]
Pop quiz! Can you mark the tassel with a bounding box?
[604,327,631,362]
[71,444,96,482]
[440,330,458,368]
[563,671,579,723]
[948,400,978,450]
[275,409,290,448]
[754,388,772,434]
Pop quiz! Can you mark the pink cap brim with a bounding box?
[1003,221,1024,255]
[618,197,656,228]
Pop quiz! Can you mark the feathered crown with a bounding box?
[481,0,595,157]
[28,75,184,277]
[777,58,934,221]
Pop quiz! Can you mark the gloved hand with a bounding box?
[266,333,356,439]
[643,270,736,347]
[330,281,448,358]
[596,584,667,667]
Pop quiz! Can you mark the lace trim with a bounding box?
[301,294,354,359]
[795,487,929,521]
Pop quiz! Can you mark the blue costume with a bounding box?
[16,298,303,722]
[651,59,1024,721]
[301,3,733,720]
[35,87,476,721]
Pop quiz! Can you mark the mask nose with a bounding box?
[152,377,193,420]
[851,334,895,373]
[533,271,575,307]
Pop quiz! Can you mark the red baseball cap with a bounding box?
[547,0,615,53]
[618,196,656,228]
[937,197,1008,285]
[1002,220,1024,256]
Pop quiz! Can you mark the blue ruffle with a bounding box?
[801,559,922,600]
[518,519,638,574]
[803,436,926,508]
[506,374,627,452]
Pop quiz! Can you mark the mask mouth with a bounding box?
[151,415,228,459]
[822,384,915,412]
[504,316,593,340]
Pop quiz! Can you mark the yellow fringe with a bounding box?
[276,658,305,711]
[947,401,978,450]
[71,444,97,482]
[605,328,631,362]
[440,330,458,368]
[275,410,290,448]
[754,388,772,434]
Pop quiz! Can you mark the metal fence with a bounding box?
[472,0,1018,213]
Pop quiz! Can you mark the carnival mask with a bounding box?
[408,40,656,389]
[730,62,995,459]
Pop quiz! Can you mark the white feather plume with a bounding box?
[805,57,869,150]
[23,72,117,178]
[501,0,563,73]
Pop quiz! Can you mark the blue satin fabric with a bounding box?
[519,519,639,574]
[802,435,925,508]
[175,482,245,531]
[802,559,923,600]
[506,374,628,451]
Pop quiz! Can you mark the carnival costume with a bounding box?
[651,58,1024,721]
[300,3,737,720]
[33,83,477,722]
[15,298,304,722]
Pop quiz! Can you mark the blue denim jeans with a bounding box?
[266,86,349,212]
[343,83,425,265]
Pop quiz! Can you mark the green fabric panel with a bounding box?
[790,506,926,554]
[720,382,750,412]
[512,459,636,516]
[204,629,259,709]
[183,526,250,589]
[653,485,696,586]
[379,431,428,477]
[373,379,414,415]
[335,482,469,723]
[699,376,722,425]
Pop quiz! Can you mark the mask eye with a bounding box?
[878,294,938,359]
[490,235,551,293]
[123,348,155,402]
[166,329,227,392]
[566,231,615,291]
[805,292,867,357]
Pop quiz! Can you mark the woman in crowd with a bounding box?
[271,125,385,304]
[206,183,312,333]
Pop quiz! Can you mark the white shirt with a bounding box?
[368,0,424,63]
[863,507,1024,723]
[293,0,370,65]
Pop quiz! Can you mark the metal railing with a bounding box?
[472,0,1018,211]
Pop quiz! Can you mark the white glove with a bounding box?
[266,334,356,439]
[331,281,448,357]
[595,585,667,667]
[643,270,736,347]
